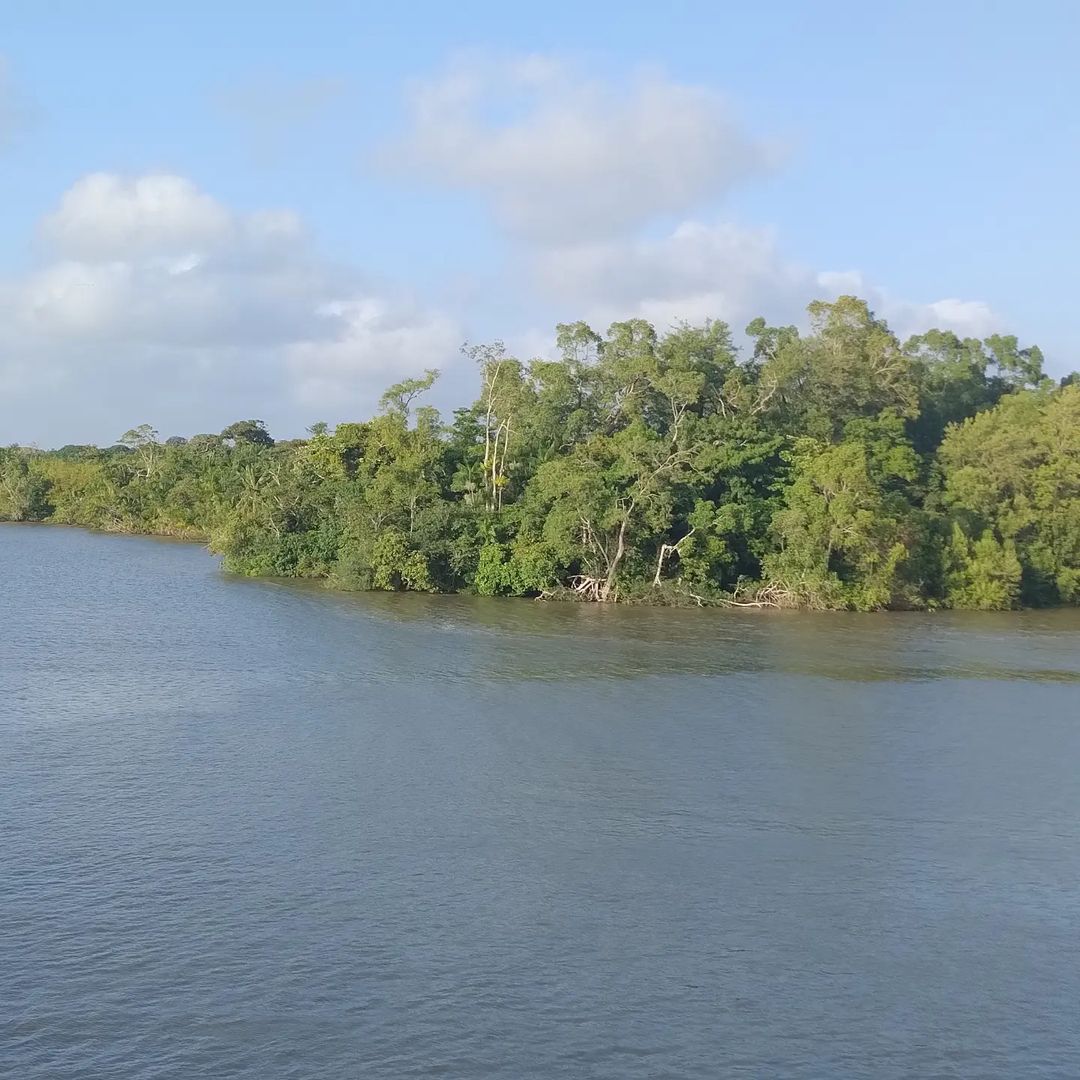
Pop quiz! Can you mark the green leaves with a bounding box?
[7,299,1077,611]
[756,297,917,440]
[378,369,440,418]
[761,417,928,610]
[939,384,1080,606]
[220,420,275,447]
[370,530,434,592]
[943,525,1022,611]
[0,449,52,521]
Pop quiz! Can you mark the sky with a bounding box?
[1,0,1077,446]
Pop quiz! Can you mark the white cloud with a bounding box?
[43,173,242,260]
[14,175,343,350]
[0,58,1016,442]
[387,54,775,243]
[287,298,461,407]
[388,53,1005,349]
[0,173,461,440]
[815,270,1003,340]
[529,219,1003,342]
[920,298,1001,337]
[532,221,810,331]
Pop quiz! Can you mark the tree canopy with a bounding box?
[3,296,1073,611]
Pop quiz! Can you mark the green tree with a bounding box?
[762,416,927,610]
[220,420,275,447]
[6,298,1072,612]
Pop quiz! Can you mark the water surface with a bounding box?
[3,524,1080,1078]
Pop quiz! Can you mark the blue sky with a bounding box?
[1,0,1077,445]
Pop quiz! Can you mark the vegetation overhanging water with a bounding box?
[3,296,1077,611]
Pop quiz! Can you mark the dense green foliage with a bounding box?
[4,296,1078,610]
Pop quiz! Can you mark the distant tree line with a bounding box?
[3,296,1078,610]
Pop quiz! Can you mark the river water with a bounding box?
[3,523,1080,1078]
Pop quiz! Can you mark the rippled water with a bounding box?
[4,523,1080,1078]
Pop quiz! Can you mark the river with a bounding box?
[3,523,1080,1078]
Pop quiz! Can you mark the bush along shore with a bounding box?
[4,297,1079,611]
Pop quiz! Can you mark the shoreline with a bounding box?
[3,519,1076,617]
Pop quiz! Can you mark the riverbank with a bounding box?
[0,517,1066,615]
[3,344,1077,612]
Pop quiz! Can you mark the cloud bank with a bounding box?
[391,53,1003,344]
[531,223,1003,340]
[0,53,1012,444]
[389,55,776,243]
[0,174,460,441]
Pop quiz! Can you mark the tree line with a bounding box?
[3,296,1078,610]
